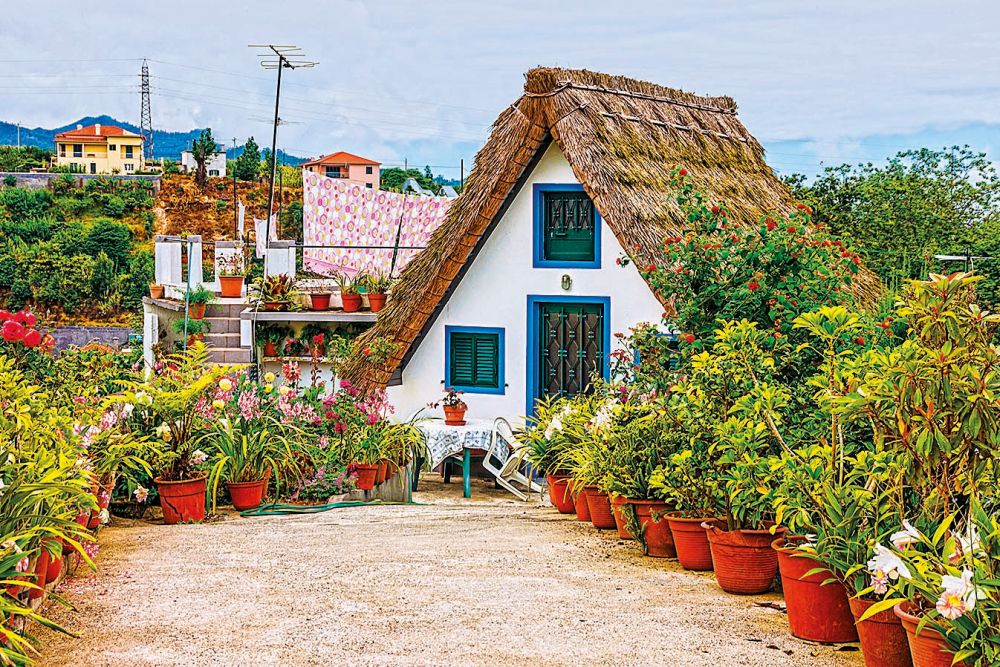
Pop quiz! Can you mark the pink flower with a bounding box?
[83,540,100,559]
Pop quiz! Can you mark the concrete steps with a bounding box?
[204,299,249,365]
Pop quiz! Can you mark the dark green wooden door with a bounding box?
[538,302,605,400]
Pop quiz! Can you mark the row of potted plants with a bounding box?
[253,271,394,314]
[520,273,997,667]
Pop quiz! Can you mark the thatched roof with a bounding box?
[341,67,880,390]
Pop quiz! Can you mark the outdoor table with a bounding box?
[416,419,493,498]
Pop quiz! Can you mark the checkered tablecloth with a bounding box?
[417,419,496,468]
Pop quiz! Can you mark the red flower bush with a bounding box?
[0,310,44,348]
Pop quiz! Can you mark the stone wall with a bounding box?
[48,325,137,351]
[0,172,161,192]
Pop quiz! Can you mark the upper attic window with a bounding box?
[533,184,600,268]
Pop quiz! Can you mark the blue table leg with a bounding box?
[463,448,471,498]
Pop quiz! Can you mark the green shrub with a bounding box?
[80,218,132,267]
[122,249,154,309]
[103,195,126,218]
[0,217,55,243]
[0,187,53,220]
[3,175,15,187]
[91,251,117,299]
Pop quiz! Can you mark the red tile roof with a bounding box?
[302,151,380,167]
[54,124,141,141]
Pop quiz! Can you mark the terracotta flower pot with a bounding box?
[219,276,244,298]
[368,293,387,312]
[149,284,165,299]
[28,549,50,600]
[773,537,858,643]
[705,525,787,595]
[227,479,267,511]
[263,341,278,357]
[341,293,362,312]
[573,484,591,522]
[263,301,284,312]
[310,293,332,310]
[385,460,398,480]
[376,460,388,485]
[667,514,723,571]
[443,404,467,426]
[354,464,379,491]
[610,496,635,539]
[849,597,913,667]
[87,482,113,529]
[583,487,616,530]
[894,603,966,667]
[629,500,676,558]
[187,333,205,346]
[154,475,208,525]
[187,302,206,319]
[546,474,575,514]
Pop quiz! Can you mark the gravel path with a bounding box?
[39,478,864,667]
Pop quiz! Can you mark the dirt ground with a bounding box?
[38,476,865,667]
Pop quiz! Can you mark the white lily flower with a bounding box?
[867,543,912,585]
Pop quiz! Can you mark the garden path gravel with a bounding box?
[39,478,865,667]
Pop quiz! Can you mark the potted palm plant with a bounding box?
[335,273,362,313]
[364,271,393,313]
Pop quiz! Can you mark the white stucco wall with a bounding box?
[387,143,663,424]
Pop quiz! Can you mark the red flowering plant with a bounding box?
[609,323,678,394]
[619,167,879,384]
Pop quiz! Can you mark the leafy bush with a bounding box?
[0,187,53,220]
[80,218,132,267]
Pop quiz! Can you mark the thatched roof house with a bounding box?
[342,67,875,402]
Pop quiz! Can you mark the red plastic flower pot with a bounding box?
[630,500,676,558]
[705,525,786,595]
[368,293,387,312]
[28,549,50,600]
[773,537,858,643]
[263,341,278,358]
[546,475,575,514]
[154,475,208,525]
[583,487,616,530]
[310,293,332,310]
[573,485,591,522]
[849,597,913,667]
[227,479,267,511]
[341,293,362,312]
[354,464,378,491]
[667,515,723,571]
[610,495,635,539]
[894,603,967,667]
[219,276,244,298]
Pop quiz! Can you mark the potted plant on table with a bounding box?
[117,343,229,524]
[149,283,165,300]
[335,273,362,313]
[217,250,247,299]
[257,325,288,359]
[185,284,216,320]
[428,388,467,426]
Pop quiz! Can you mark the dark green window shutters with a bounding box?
[543,191,596,262]
[448,330,501,390]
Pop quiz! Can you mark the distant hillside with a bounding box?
[0,115,306,164]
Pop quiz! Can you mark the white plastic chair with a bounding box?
[484,418,543,501]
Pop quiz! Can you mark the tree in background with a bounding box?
[234,137,260,181]
[0,146,51,172]
[786,146,1000,295]
[380,167,437,193]
[190,128,217,189]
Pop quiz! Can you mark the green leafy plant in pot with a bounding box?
[185,284,216,320]
[335,273,362,313]
[217,249,247,298]
[363,271,394,313]
[172,317,211,346]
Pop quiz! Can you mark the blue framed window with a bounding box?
[445,326,505,395]
[532,184,601,268]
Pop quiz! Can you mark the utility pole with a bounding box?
[140,59,154,163]
[277,149,284,237]
[249,45,316,249]
[232,137,238,240]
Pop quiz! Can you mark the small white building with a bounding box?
[340,67,794,422]
[180,149,227,177]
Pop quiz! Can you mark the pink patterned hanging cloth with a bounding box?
[302,171,451,277]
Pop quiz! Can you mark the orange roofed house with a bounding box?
[302,151,380,189]
[53,123,145,174]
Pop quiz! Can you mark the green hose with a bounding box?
[239,499,421,517]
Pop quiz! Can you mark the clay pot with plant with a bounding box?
[257,325,288,358]
[149,283,165,300]
[217,249,247,299]
[335,273,362,313]
[363,271,394,313]
[185,284,216,319]
[253,273,298,312]
[173,317,211,346]
[428,388,467,425]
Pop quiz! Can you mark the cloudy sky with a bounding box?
[2,0,998,179]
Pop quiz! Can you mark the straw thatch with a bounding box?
[341,67,881,390]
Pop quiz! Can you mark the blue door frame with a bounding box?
[525,295,611,415]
